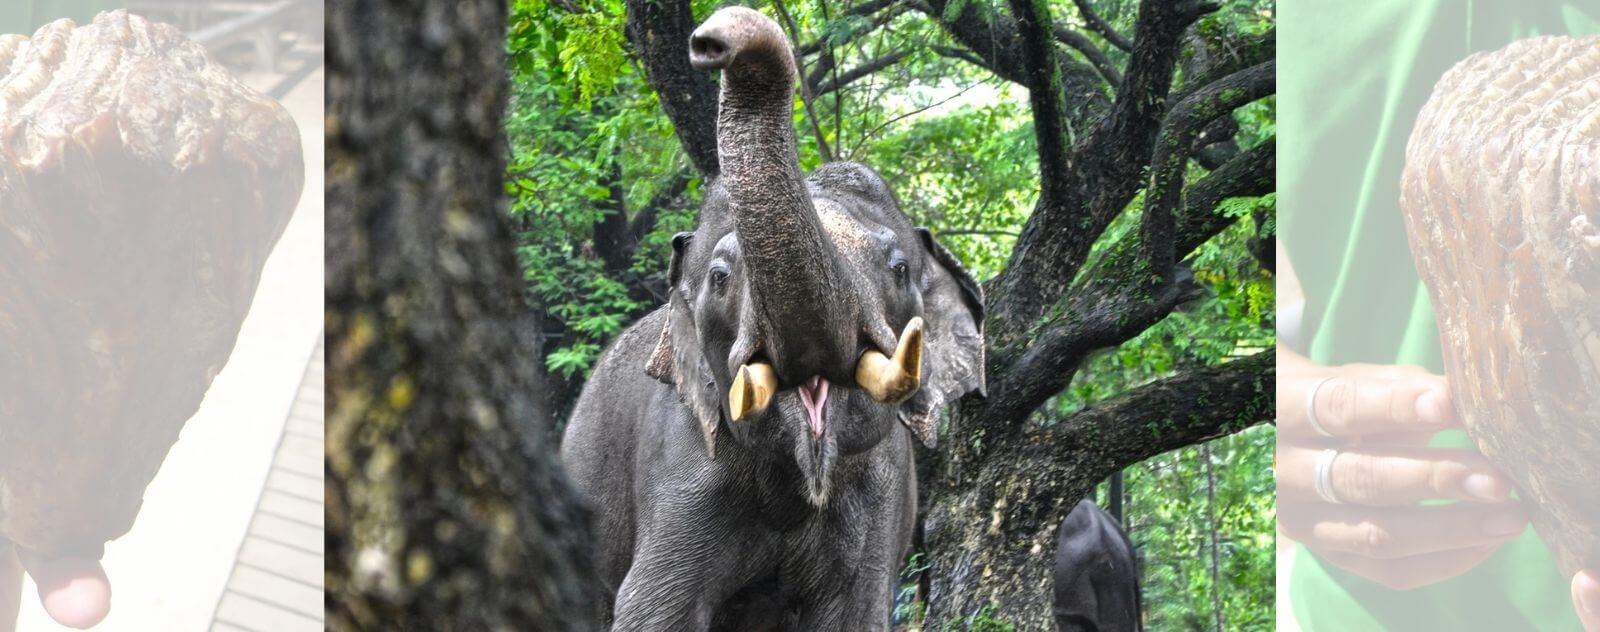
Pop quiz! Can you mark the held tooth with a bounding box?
[729,362,777,421]
[857,317,925,404]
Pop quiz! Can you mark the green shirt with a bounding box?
[1282,0,1598,629]
[1,1,124,35]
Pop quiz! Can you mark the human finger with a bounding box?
[1278,370,1456,440]
[1318,544,1502,590]
[1277,445,1512,506]
[1575,570,1600,632]
[1278,501,1527,560]
[15,548,111,630]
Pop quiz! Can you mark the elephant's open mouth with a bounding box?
[797,376,830,439]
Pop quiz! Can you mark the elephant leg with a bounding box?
[611,518,775,632]
[789,571,896,632]
[610,547,719,632]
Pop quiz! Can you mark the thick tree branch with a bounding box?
[931,44,987,69]
[916,0,1111,125]
[974,139,1273,433]
[982,0,1215,355]
[624,0,720,177]
[1172,28,1275,105]
[1192,116,1241,170]
[1143,60,1273,274]
[1054,25,1121,87]
[1070,0,1131,52]
[1177,137,1275,247]
[1105,0,1217,144]
[1008,0,1074,204]
[1029,350,1273,479]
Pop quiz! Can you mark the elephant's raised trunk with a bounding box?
[690,7,851,383]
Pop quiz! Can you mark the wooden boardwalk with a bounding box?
[209,340,324,632]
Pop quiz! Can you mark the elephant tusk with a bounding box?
[729,362,777,421]
[856,317,924,404]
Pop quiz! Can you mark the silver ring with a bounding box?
[1313,448,1343,504]
[1306,376,1337,438]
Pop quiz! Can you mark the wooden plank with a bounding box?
[237,538,322,587]
[250,512,322,554]
[226,565,321,618]
[265,468,322,502]
[214,592,320,632]
[289,399,322,423]
[210,338,324,630]
[189,0,299,47]
[273,435,322,477]
[258,489,322,528]
[284,417,321,439]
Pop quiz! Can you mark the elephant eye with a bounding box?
[889,255,909,286]
[709,262,731,293]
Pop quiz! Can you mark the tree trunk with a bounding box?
[922,433,1107,626]
[324,1,600,629]
[1203,444,1224,632]
[922,352,1273,628]
[1399,34,1600,578]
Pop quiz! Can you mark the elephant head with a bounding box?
[645,6,985,506]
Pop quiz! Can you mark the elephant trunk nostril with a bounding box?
[688,33,730,70]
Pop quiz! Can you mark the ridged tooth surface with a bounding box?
[1400,35,1600,577]
[0,11,303,557]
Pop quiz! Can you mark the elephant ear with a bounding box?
[646,231,724,457]
[902,228,986,448]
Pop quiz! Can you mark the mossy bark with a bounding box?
[324,0,600,629]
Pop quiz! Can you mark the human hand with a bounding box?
[1576,570,1600,631]
[1275,347,1527,590]
[1,541,111,631]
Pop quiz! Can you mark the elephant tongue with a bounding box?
[797,376,829,438]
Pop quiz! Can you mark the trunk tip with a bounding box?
[689,32,730,70]
[687,6,791,74]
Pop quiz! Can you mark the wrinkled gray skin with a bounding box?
[560,7,985,630]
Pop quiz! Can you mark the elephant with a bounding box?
[559,6,986,630]
[1053,499,1142,631]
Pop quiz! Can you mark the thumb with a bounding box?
[1576,570,1600,632]
[14,549,111,630]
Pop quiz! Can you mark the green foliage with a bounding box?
[866,92,1038,277]
[966,603,1017,632]
[895,551,930,626]
[1118,426,1276,631]
[506,0,688,377]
